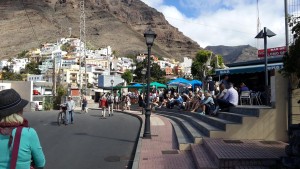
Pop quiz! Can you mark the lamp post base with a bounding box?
[143,133,152,139]
[143,107,151,139]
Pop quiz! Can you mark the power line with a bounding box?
[20,0,39,46]
[164,15,253,35]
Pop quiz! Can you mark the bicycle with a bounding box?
[57,104,67,126]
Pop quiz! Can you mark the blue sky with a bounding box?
[141,0,286,49]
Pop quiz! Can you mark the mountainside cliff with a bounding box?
[0,0,201,61]
[205,45,258,64]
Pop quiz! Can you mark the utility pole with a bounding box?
[79,0,86,95]
[52,52,56,97]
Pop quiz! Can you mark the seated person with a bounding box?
[162,94,172,108]
[169,93,184,109]
[190,91,202,111]
[191,92,215,115]
[214,83,227,99]
[150,96,159,110]
[239,82,250,93]
[183,91,194,111]
[215,82,238,113]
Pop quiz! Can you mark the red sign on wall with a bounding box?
[257,46,286,58]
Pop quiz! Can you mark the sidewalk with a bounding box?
[121,109,197,169]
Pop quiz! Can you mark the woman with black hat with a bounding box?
[0,89,45,169]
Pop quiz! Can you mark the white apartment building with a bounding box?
[61,65,93,88]
[39,59,53,74]
[40,43,58,56]
[61,58,77,69]
[10,58,30,73]
[181,57,192,75]
[89,66,106,87]
[119,57,134,70]
[0,60,9,70]
[136,54,147,63]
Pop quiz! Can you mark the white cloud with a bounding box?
[141,0,163,9]
[141,0,286,49]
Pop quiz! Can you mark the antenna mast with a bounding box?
[256,0,261,49]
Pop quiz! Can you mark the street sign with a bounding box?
[257,46,286,58]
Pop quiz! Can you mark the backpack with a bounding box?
[107,96,114,104]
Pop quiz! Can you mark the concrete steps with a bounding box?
[190,144,218,169]
[189,138,285,169]
[154,105,276,141]
[167,118,194,151]
[158,114,205,145]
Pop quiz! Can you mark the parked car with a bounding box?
[33,89,40,95]
[44,89,52,95]
[34,101,43,111]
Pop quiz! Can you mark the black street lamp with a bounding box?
[141,68,146,114]
[255,27,276,105]
[143,27,156,139]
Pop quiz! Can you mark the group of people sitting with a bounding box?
[138,81,240,116]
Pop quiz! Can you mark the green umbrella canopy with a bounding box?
[149,82,167,88]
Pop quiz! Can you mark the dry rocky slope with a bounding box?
[0,0,201,61]
[205,45,258,64]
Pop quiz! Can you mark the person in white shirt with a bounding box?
[65,96,75,124]
[214,82,238,112]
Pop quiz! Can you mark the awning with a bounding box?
[215,62,283,75]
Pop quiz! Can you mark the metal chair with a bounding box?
[251,92,262,105]
[240,91,252,105]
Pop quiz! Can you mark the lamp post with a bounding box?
[141,68,146,114]
[255,27,276,105]
[143,27,156,139]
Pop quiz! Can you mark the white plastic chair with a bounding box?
[240,91,252,105]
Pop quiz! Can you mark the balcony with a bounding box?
[70,76,77,80]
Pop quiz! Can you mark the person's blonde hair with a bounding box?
[0,113,24,125]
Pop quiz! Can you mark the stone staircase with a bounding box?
[153,106,287,169]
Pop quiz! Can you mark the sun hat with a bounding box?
[0,89,29,118]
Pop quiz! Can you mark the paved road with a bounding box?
[24,110,141,169]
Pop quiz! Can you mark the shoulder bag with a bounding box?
[10,127,36,169]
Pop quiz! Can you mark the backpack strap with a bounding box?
[10,126,23,169]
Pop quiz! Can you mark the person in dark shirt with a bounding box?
[207,76,215,96]
[220,75,229,89]
[240,82,250,92]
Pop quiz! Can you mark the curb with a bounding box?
[114,110,144,169]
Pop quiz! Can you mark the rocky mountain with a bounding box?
[0,0,201,61]
[205,45,258,64]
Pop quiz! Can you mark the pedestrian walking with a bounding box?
[107,93,114,116]
[81,96,88,113]
[0,89,46,169]
[99,94,107,117]
[124,94,131,110]
[114,93,120,110]
[65,96,75,124]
